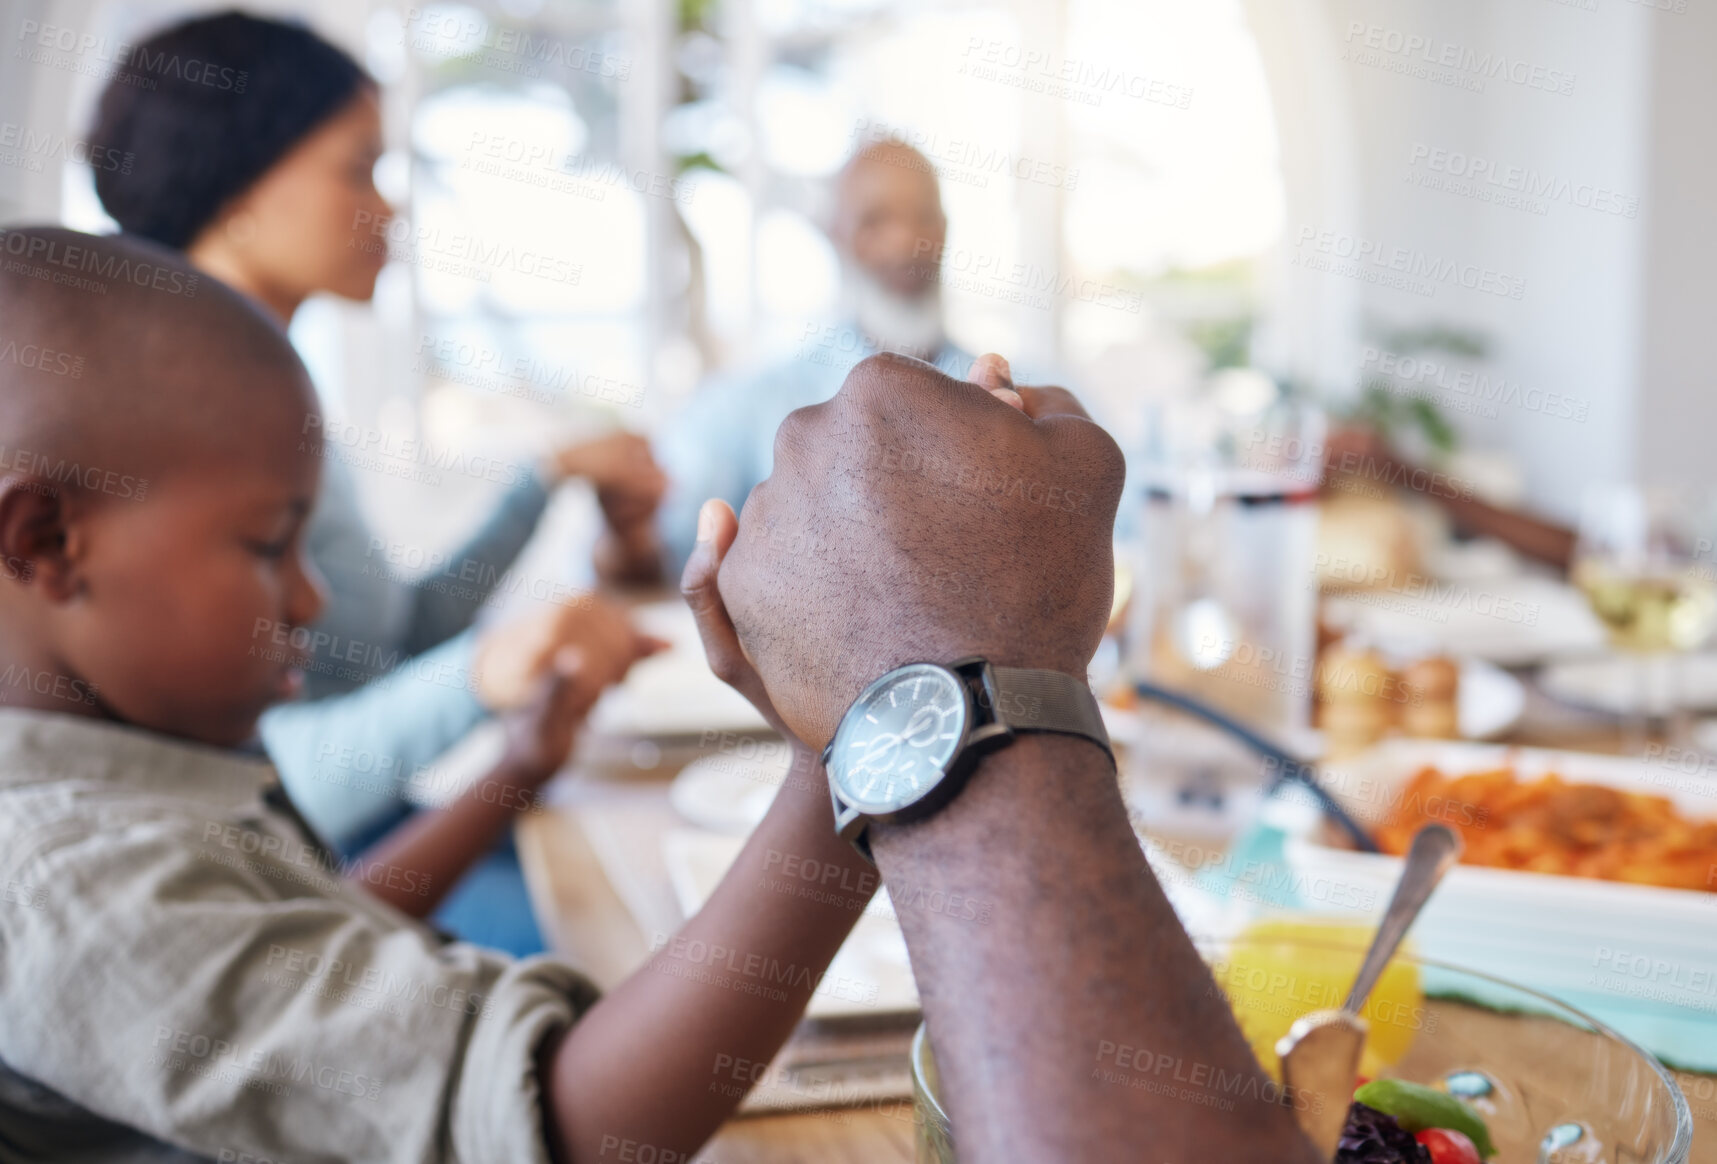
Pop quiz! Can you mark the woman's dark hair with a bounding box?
[88,10,373,249]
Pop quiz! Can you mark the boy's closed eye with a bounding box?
[242,502,310,560]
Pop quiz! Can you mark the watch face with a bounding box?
[830,663,969,813]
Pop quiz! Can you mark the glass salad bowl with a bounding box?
[910,926,1694,1164]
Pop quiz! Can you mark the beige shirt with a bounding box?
[0,708,598,1163]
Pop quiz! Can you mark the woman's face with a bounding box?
[200,88,393,304]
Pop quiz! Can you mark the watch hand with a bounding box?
[856,734,902,771]
[902,705,942,745]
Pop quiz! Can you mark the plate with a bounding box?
[668,749,789,833]
[1539,652,1717,715]
[1324,575,1606,667]
[590,600,769,738]
[658,830,1227,1022]
[1279,739,1717,1070]
[661,829,919,1018]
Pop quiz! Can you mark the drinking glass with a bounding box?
[1125,376,1325,739]
[1571,484,1717,750]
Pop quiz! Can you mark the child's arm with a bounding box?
[343,594,669,917]
[345,648,604,918]
[533,511,881,1161]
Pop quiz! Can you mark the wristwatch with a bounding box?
[821,657,1112,861]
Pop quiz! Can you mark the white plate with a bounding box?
[1280,739,1717,1070]
[590,601,769,738]
[661,829,919,1018]
[1323,575,1605,667]
[1539,652,1717,715]
[669,749,789,834]
[658,827,1226,1022]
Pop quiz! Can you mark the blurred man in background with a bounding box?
[651,139,974,573]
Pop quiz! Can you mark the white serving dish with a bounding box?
[1279,739,1717,1070]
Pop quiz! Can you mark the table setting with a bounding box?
[503,394,1717,1163]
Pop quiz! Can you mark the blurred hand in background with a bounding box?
[474,593,667,712]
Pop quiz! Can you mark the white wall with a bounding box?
[1250,0,1683,523]
[2,0,81,223]
[1634,0,1717,493]
[1242,0,1364,396]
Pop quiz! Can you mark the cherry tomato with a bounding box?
[1416,1127,1482,1164]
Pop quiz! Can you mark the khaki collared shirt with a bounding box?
[0,708,597,1162]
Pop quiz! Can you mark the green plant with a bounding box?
[1338,320,1492,455]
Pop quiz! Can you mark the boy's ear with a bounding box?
[0,478,78,601]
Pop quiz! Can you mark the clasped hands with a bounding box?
[680,351,1125,752]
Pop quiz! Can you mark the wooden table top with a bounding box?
[515,676,1713,1162]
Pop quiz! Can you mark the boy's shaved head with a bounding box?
[0,227,315,488]
[0,227,326,746]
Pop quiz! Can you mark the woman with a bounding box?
[88,11,665,953]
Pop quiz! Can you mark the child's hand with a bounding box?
[680,499,802,750]
[967,352,1022,410]
[672,356,1020,748]
[474,596,667,711]
[712,352,1123,749]
[498,648,601,783]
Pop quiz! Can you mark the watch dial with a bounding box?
[831,664,968,812]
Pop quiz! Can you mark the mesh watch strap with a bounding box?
[987,665,1112,758]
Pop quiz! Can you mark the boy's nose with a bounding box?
[288,553,328,629]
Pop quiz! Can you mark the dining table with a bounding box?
[513,637,1717,1163]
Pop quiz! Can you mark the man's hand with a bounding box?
[474,596,666,711]
[681,498,801,747]
[554,432,670,588]
[717,352,1125,747]
[552,432,668,533]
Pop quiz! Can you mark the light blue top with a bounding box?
[654,336,975,575]
[259,456,551,848]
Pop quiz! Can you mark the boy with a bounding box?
[0,229,879,1162]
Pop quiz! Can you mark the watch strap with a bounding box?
[987,665,1112,758]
